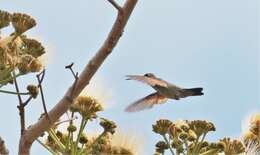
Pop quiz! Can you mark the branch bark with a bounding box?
[18,0,138,154]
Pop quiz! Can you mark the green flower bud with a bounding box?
[67,124,77,132]
[100,118,117,134]
[179,132,188,140]
[26,84,38,98]
[79,134,88,144]
[155,141,169,150]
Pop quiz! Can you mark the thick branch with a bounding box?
[0,137,9,155]
[18,0,138,154]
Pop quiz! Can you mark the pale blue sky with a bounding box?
[0,0,259,154]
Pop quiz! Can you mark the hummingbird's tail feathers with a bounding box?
[125,92,167,112]
[184,87,204,96]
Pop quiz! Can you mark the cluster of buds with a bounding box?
[100,118,117,134]
[188,120,216,137]
[155,141,169,154]
[152,119,172,135]
[0,10,45,87]
[153,119,246,155]
[70,96,103,119]
[79,133,88,145]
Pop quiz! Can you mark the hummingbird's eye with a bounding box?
[144,73,153,77]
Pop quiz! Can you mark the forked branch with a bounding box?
[108,0,123,12]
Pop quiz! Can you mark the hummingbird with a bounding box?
[125,73,203,112]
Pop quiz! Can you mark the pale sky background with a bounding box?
[0,0,259,155]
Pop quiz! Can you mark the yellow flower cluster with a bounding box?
[153,119,245,155]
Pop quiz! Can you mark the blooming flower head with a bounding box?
[11,13,36,34]
[70,96,103,119]
[153,119,173,135]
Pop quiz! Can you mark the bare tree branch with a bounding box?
[0,137,9,155]
[18,0,138,154]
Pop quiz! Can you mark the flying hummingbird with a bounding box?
[125,73,204,112]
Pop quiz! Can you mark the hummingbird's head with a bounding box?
[144,73,156,78]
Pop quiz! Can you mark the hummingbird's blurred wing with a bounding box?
[125,92,168,112]
[126,75,168,87]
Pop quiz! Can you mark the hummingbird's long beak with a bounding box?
[125,75,141,80]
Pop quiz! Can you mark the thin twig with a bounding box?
[65,63,79,103]
[65,63,77,79]
[13,71,25,135]
[107,0,123,12]
[37,69,45,83]
[0,89,30,95]
[23,96,33,107]
[24,69,46,107]
[36,70,50,122]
